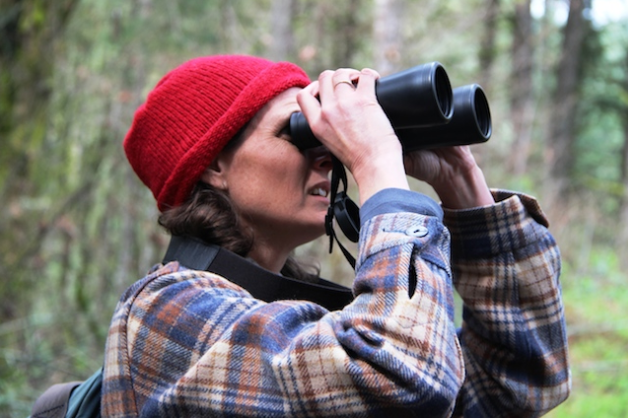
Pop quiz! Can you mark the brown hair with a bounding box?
[158,182,319,283]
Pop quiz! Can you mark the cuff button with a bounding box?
[406,226,428,237]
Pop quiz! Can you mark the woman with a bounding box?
[102,55,570,417]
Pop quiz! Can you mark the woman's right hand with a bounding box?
[297,68,410,204]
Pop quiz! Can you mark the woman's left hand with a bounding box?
[403,146,495,209]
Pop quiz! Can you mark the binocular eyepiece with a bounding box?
[289,62,492,151]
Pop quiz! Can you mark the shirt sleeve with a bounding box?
[360,187,444,226]
[444,190,571,417]
[102,209,464,417]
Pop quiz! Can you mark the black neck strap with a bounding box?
[162,235,354,311]
[325,156,361,268]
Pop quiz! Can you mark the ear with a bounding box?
[200,153,230,191]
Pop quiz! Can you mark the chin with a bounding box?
[295,222,327,245]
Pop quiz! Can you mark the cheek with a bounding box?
[228,151,306,211]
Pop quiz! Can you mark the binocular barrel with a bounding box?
[395,84,492,151]
[376,61,453,128]
[289,62,492,151]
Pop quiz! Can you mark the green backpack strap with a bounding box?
[65,368,102,418]
[31,367,102,418]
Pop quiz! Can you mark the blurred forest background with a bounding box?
[1,0,627,416]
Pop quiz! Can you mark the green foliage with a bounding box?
[547,251,628,418]
[569,19,628,219]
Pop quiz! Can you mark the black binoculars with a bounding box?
[289,62,492,151]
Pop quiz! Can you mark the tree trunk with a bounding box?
[545,0,587,200]
[269,0,296,61]
[508,0,534,175]
[373,0,403,76]
[478,0,500,90]
[331,0,363,67]
[617,50,628,266]
[0,0,79,321]
[619,113,628,243]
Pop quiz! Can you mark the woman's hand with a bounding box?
[297,68,410,204]
[403,146,494,209]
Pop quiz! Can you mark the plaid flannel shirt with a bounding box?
[102,190,570,417]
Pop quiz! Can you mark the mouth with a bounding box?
[309,187,329,198]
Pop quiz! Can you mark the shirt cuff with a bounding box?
[443,190,551,258]
[360,188,443,227]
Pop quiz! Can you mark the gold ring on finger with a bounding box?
[333,80,355,89]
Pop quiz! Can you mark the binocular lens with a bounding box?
[434,65,453,121]
[475,88,491,138]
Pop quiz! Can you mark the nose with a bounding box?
[307,146,333,173]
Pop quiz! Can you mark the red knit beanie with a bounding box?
[124,55,311,211]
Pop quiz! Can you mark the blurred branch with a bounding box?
[568,322,628,337]
[8,180,94,271]
[575,359,628,374]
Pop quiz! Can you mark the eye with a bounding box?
[277,122,292,141]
